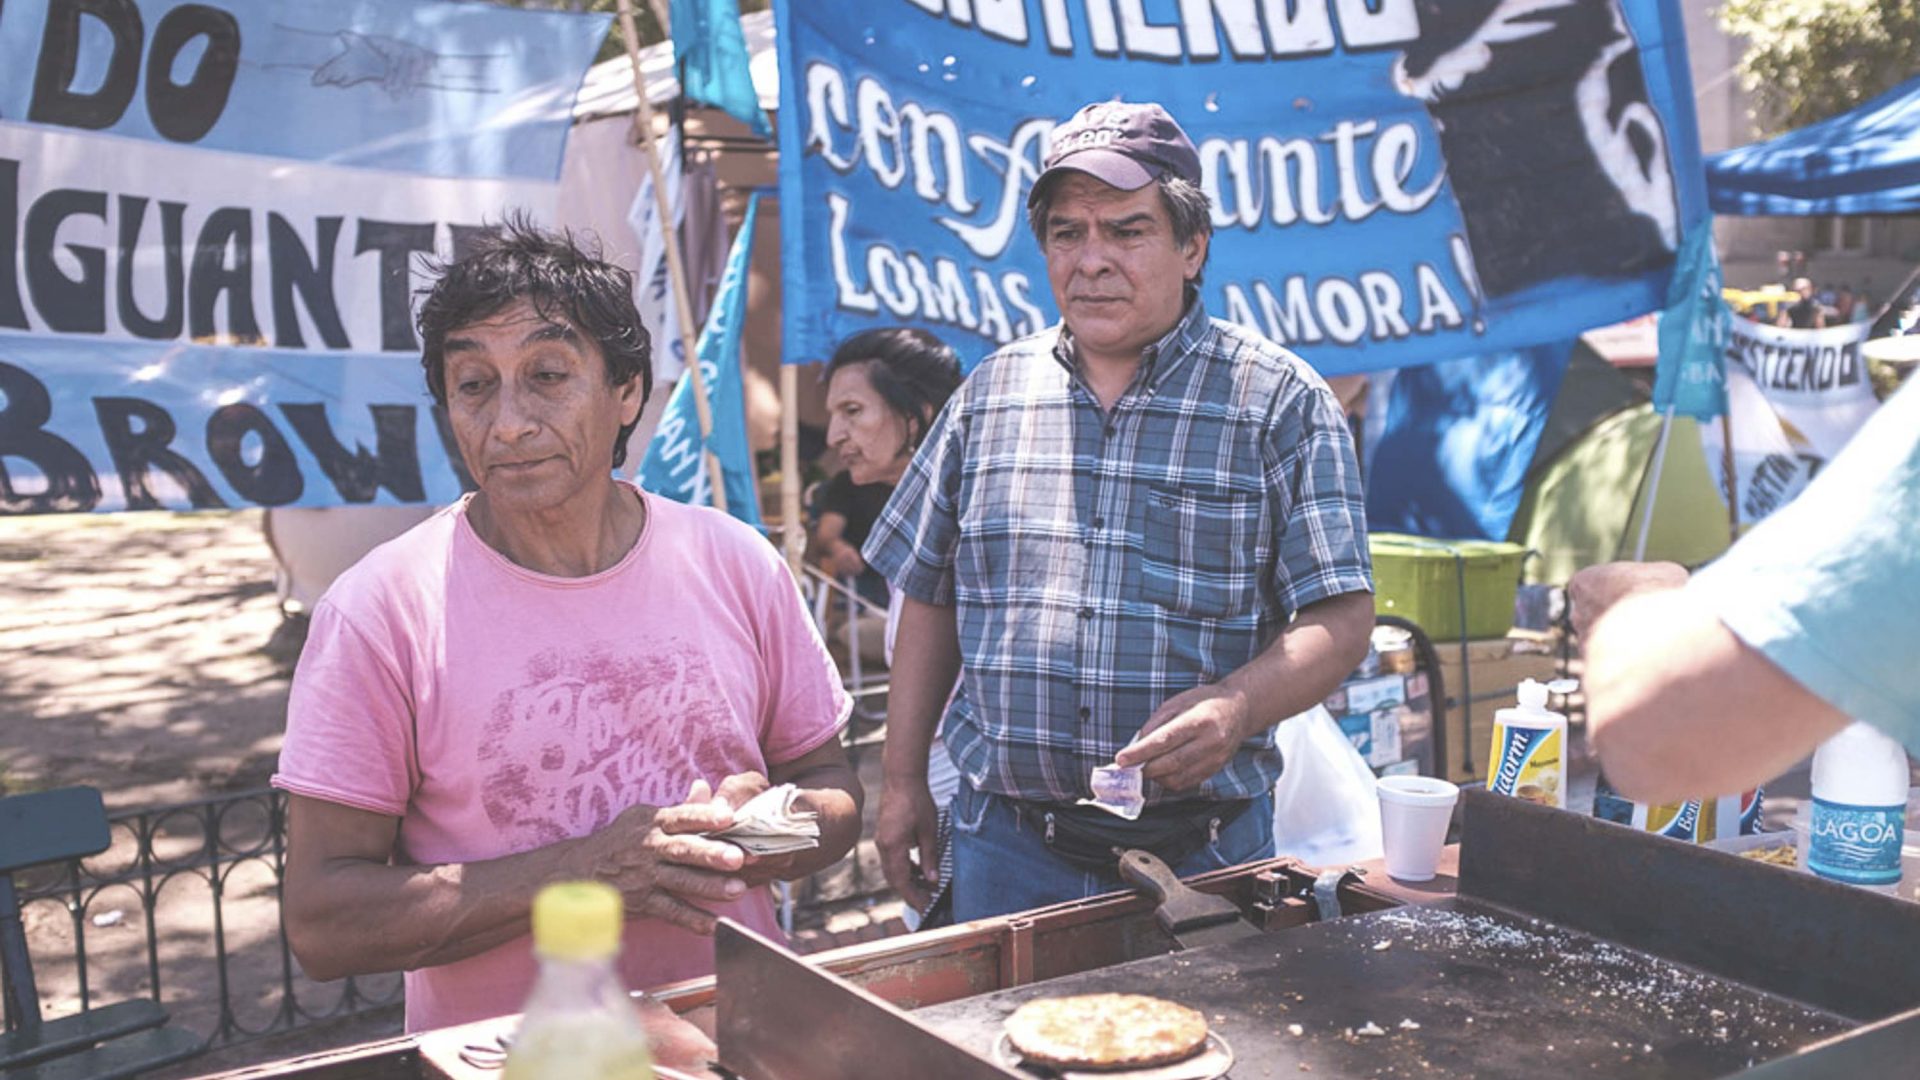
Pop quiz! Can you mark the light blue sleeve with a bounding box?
[1688,380,1920,753]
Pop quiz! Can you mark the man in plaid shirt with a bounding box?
[864,101,1375,922]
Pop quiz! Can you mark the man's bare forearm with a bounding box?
[882,596,962,783]
[1585,588,1847,801]
[287,828,589,981]
[285,796,742,982]
[779,762,864,879]
[1223,591,1375,734]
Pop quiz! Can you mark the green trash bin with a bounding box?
[1369,534,1528,642]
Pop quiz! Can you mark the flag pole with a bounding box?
[1868,264,1920,329]
[781,364,804,578]
[616,0,729,513]
[1631,404,1676,562]
[1720,409,1739,543]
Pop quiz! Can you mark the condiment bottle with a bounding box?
[503,881,655,1079]
[1487,679,1574,809]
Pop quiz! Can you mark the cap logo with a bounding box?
[1028,100,1203,206]
[1057,128,1121,154]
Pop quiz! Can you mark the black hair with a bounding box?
[416,213,652,468]
[823,328,963,448]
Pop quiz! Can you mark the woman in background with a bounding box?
[811,329,963,607]
[812,327,963,926]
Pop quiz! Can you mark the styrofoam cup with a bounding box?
[1377,776,1460,882]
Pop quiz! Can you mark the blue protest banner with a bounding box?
[1653,223,1729,421]
[774,0,1708,376]
[639,193,763,527]
[672,0,771,137]
[0,0,607,514]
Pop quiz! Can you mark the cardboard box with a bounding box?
[1345,674,1409,714]
[1325,671,1435,778]
[1432,634,1561,784]
[1395,672,1436,779]
[1333,711,1375,764]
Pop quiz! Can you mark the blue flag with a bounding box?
[1367,343,1574,542]
[1653,223,1729,421]
[639,193,763,527]
[671,0,771,138]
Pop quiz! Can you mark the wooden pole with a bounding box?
[1869,263,1920,329]
[615,0,729,514]
[1721,410,1739,544]
[781,364,804,578]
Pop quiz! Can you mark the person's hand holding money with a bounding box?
[692,776,822,886]
[707,772,772,813]
[1078,763,1145,820]
[570,790,745,935]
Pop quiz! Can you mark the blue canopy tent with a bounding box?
[1706,74,1920,216]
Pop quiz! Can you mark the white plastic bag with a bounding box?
[1270,705,1385,866]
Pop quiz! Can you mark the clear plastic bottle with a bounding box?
[502,881,655,1080]
[1807,722,1909,892]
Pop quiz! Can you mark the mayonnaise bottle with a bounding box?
[1487,679,1576,810]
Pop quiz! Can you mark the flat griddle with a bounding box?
[715,792,1920,1079]
[913,897,1849,1078]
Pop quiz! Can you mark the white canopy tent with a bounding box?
[572,9,778,119]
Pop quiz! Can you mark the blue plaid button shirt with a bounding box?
[864,299,1372,806]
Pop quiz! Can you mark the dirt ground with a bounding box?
[0,509,293,810]
[0,509,382,1076]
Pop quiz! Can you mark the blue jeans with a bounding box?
[948,779,1276,922]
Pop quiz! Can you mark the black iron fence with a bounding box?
[10,787,400,1062]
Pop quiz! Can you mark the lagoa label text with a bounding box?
[1808,798,1904,885]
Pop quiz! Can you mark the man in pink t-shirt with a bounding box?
[273,220,858,1039]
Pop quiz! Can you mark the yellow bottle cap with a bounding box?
[531,881,623,961]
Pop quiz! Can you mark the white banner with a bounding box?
[0,121,556,513]
[626,137,685,384]
[1725,318,1879,460]
[0,0,606,514]
[1704,318,1880,526]
[1701,365,1813,526]
[2,120,555,353]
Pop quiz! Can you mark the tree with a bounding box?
[1717,0,1920,136]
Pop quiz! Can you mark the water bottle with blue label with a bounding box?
[1808,722,1909,890]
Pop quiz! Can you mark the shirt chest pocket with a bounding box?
[1139,487,1263,618]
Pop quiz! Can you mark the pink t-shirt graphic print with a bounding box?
[274,487,849,1032]
[476,643,757,845]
